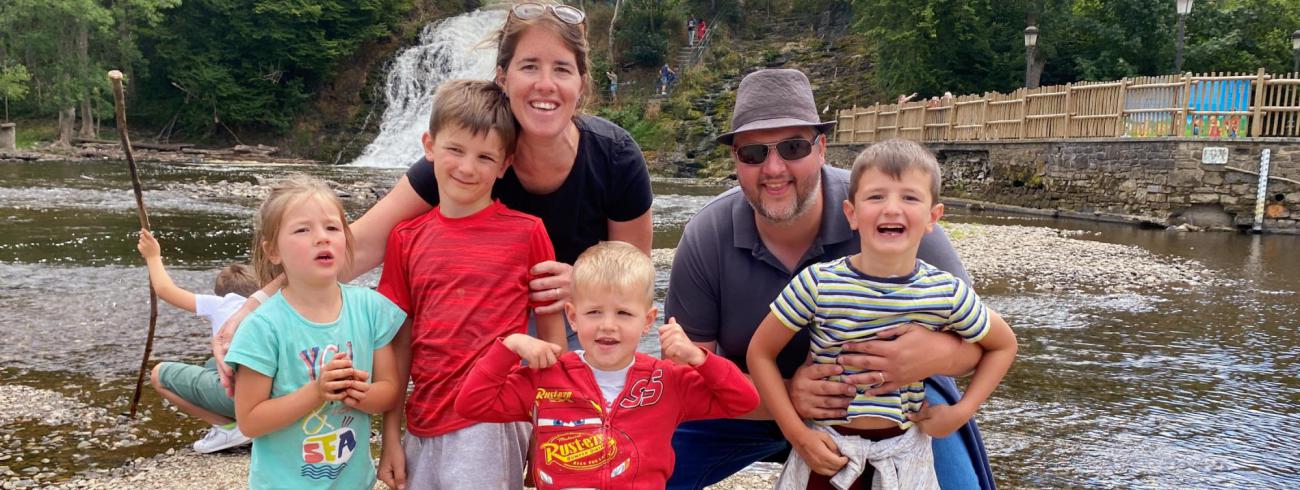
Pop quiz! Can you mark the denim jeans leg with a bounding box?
[667,418,789,490]
[925,387,981,489]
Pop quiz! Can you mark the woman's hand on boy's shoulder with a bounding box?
[528,261,573,315]
[659,318,705,367]
[504,334,562,369]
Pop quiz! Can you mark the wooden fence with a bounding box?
[835,69,1300,143]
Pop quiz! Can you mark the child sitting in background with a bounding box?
[138,228,257,453]
[456,241,760,489]
[225,174,405,489]
[748,139,1017,490]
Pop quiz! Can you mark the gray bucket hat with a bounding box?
[715,69,836,146]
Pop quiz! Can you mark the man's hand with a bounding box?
[789,426,848,476]
[909,401,971,438]
[136,229,161,259]
[838,323,961,396]
[659,317,705,366]
[504,334,563,369]
[377,438,407,490]
[528,261,573,315]
[789,363,856,420]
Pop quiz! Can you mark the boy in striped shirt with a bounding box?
[747,139,1018,490]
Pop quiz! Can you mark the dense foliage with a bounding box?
[853,0,1300,100]
[0,0,408,141]
[2,0,1298,144]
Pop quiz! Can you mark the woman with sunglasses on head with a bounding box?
[366,3,652,487]
[210,3,650,489]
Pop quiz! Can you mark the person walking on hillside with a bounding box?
[660,63,678,96]
[607,70,619,101]
[688,17,697,46]
[696,19,708,44]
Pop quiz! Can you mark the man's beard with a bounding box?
[744,171,822,225]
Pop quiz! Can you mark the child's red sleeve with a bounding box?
[525,220,557,309]
[675,351,760,422]
[376,226,412,313]
[454,339,539,423]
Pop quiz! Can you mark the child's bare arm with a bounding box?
[747,313,847,476]
[378,320,411,490]
[535,311,568,353]
[912,309,1017,437]
[214,275,285,395]
[234,352,351,438]
[343,344,400,414]
[136,229,196,313]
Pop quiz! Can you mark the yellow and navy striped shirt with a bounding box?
[770,257,990,428]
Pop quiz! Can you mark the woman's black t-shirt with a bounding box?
[405,115,653,264]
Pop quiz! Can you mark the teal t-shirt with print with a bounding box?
[225,284,405,490]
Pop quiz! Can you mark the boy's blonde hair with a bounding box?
[571,241,654,305]
[428,79,519,156]
[848,138,942,203]
[250,174,355,286]
[215,263,259,297]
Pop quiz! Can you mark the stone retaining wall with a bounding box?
[826,138,1300,233]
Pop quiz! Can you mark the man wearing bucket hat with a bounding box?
[664,69,995,489]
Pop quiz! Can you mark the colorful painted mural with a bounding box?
[1184,79,1250,138]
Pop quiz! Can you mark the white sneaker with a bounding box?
[193,424,251,454]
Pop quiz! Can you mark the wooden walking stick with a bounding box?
[109,70,157,418]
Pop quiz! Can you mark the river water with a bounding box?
[1,160,1297,488]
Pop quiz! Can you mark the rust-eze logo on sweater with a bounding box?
[536,388,574,402]
[541,432,618,470]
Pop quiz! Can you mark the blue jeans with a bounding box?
[666,378,991,489]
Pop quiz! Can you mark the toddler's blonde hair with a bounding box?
[571,241,653,305]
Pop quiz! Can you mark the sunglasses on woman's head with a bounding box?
[734,134,821,165]
[512,3,586,24]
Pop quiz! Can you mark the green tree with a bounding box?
[0,64,31,122]
[136,0,406,137]
[0,0,113,146]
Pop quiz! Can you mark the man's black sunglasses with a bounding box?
[734,135,821,165]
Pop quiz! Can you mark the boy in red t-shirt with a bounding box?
[376,79,567,490]
[455,241,760,489]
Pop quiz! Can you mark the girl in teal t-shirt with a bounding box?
[225,175,406,489]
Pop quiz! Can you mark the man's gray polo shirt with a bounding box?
[664,165,969,377]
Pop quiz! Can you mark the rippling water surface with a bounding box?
[1,161,1296,488]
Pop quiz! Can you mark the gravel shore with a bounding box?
[20,221,1212,489]
[41,450,777,489]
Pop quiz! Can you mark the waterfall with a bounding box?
[350,10,506,167]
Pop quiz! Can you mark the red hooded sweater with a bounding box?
[455,339,760,489]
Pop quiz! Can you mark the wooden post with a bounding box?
[1250,67,1267,137]
[945,98,956,141]
[979,96,989,140]
[1063,85,1074,138]
[1115,79,1129,137]
[1176,73,1192,136]
[1017,89,1027,139]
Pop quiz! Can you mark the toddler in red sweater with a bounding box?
[456,241,760,489]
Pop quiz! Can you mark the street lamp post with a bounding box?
[1292,29,1300,74]
[1174,0,1194,73]
[1025,26,1039,89]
